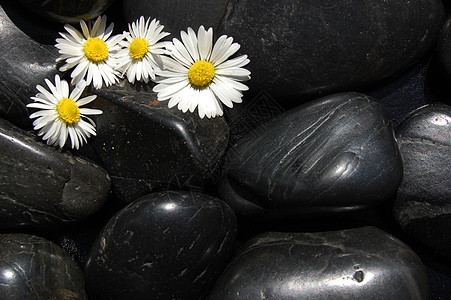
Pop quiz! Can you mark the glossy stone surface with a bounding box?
[0,117,111,228]
[0,233,87,299]
[219,92,403,219]
[218,0,444,99]
[123,0,229,37]
[86,83,229,202]
[208,227,428,299]
[393,103,451,260]
[18,0,115,23]
[439,14,451,79]
[84,191,237,300]
[0,2,59,129]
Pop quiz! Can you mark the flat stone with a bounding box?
[17,0,115,23]
[0,117,111,229]
[85,83,229,202]
[123,0,229,36]
[84,191,237,300]
[207,227,428,299]
[0,233,88,299]
[393,103,451,260]
[219,92,403,219]
[218,0,444,99]
[0,2,59,129]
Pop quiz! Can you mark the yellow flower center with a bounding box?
[84,37,108,62]
[188,61,215,87]
[129,38,149,60]
[57,98,80,124]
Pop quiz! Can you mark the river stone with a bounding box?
[217,0,444,99]
[84,191,237,300]
[219,92,403,219]
[0,2,59,129]
[123,0,229,36]
[0,117,111,229]
[85,83,229,203]
[208,227,428,299]
[439,14,451,79]
[393,103,451,260]
[17,0,115,23]
[0,233,88,299]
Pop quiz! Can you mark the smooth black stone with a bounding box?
[0,2,60,129]
[439,14,451,79]
[84,191,237,300]
[393,103,451,260]
[219,92,403,219]
[0,233,87,299]
[208,227,428,299]
[0,117,111,228]
[123,0,229,37]
[217,0,444,100]
[17,0,115,23]
[85,83,229,202]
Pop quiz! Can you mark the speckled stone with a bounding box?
[84,191,237,300]
[393,103,451,260]
[18,0,115,23]
[219,92,403,219]
[0,2,59,129]
[85,83,229,202]
[218,0,444,99]
[208,227,428,299]
[0,117,111,229]
[0,233,88,299]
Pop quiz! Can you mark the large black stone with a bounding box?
[208,227,428,299]
[393,103,451,260]
[0,117,111,228]
[0,2,60,129]
[218,0,444,99]
[17,0,115,23]
[123,0,229,36]
[219,92,403,219]
[85,83,229,202]
[84,191,237,300]
[439,14,451,79]
[0,233,87,299]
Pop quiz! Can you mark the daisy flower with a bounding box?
[27,74,102,150]
[116,16,170,84]
[153,26,251,119]
[55,15,124,89]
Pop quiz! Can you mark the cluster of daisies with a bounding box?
[27,15,251,149]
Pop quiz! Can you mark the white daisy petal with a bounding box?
[215,54,249,69]
[171,38,195,67]
[79,108,103,115]
[215,67,251,80]
[197,26,213,61]
[80,20,90,40]
[63,24,85,43]
[181,28,199,62]
[76,95,97,106]
[27,76,103,149]
[27,103,54,110]
[212,42,240,66]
